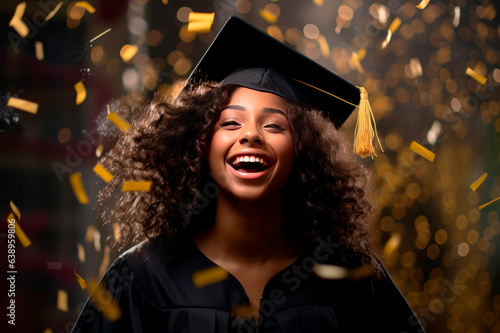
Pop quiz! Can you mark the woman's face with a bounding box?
[209,87,295,202]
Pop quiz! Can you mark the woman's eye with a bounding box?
[220,119,240,127]
[264,121,285,131]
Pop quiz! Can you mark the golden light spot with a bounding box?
[457,242,470,257]
[426,244,440,260]
[192,266,229,287]
[434,229,448,245]
[91,45,104,64]
[57,290,68,312]
[57,128,72,143]
[235,0,251,14]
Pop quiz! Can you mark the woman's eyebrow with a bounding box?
[222,105,288,119]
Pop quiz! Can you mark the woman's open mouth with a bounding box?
[228,155,270,174]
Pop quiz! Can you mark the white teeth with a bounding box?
[231,155,268,167]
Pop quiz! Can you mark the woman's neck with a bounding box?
[195,191,296,265]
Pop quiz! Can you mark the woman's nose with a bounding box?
[239,123,264,145]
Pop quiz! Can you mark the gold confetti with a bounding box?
[74,1,96,13]
[416,0,430,9]
[466,67,487,85]
[74,81,87,105]
[381,17,401,49]
[317,34,330,58]
[88,279,122,322]
[232,304,255,318]
[74,270,87,290]
[6,213,31,248]
[383,232,401,257]
[187,12,215,33]
[85,225,96,243]
[409,141,436,162]
[35,41,44,60]
[409,58,423,77]
[7,97,39,114]
[95,144,104,158]
[192,266,229,287]
[452,6,460,28]
[69,172,90,204]
[107,111,130,132]
[470,173,488,191]
[93,163,114,182]
[259,9,278,24]
[45,1,63,21]
[121,181,152,192]
[479,196,500,210]
[89,28,112,43]
[57,289,68,312]
[76,243,86,263]
[94,229,101,252]
[9,2,29,38]
[9,200,21,221]
[313,263,373,280]
[119,44,138,63]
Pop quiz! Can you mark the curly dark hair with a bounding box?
[97,82,383,276]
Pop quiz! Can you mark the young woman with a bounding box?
[72,17,424,333]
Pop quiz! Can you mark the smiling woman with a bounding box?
[72,17,425,333]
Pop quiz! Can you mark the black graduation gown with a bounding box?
[72,237,425,333]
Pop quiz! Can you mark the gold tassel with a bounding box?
[353,87,384,158]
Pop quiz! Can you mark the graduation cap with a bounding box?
[183,16,382,158]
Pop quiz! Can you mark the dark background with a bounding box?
[1,0,499,332]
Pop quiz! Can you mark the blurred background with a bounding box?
[1,0,499,332]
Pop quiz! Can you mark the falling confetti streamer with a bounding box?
[88,279,122,322]
[317,34,330,58]
[89,28,112,43]
[9,2,29,38]
[479,196,500,210]
[94,229,101,252]
[192,266,229,287]
[69,172,89,204]
[187,12,215,33]
[44,1,64,21]
[35,41,44,61]
[466,67,487,85]
[85,225,96,243]
[74,270,87,290]
[107,111,130,132]
[470,173,488,191]
[74,81,87,105]
[313,263,372,280]
[416,0,430,9]
[7,97,39,114]
[74,1,96,13]
[452,6,461,28]
[93,163,114,182]
[9,200,21,220]
[122,181,152,192]
[381,17,401,49]
[76,243,86,263]
[383,232,401,257]
[119,44,138,63]
[409,141,436,162]
[232,304,255,318]
[6,213,31,247]
[57,289,68,312]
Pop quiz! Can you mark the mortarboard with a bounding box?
[182,16,382,158]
